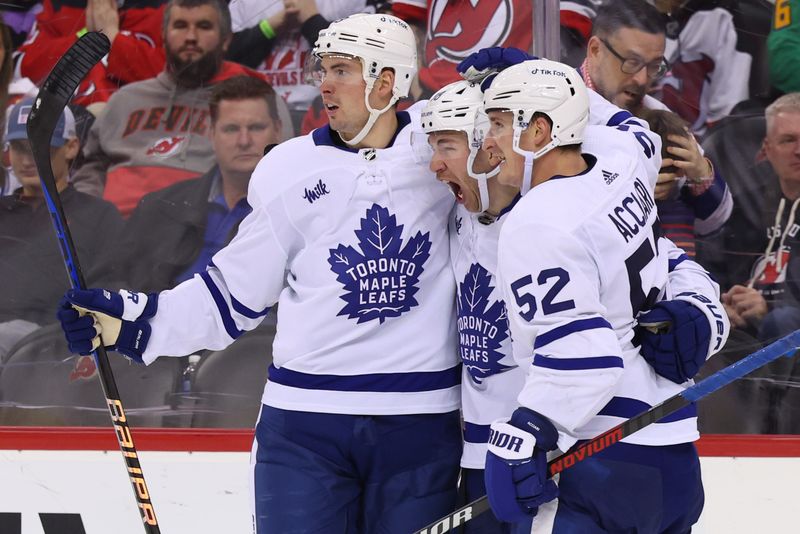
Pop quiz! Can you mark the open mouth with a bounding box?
[324,103,339,115]
[489,152,505,166]
[447,181,465,203]
[623,90,641,101]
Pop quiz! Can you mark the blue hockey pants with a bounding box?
[251,405,462,533]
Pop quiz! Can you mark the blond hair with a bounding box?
[765,93,800,134]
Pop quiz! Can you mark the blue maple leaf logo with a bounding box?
[457,263,511,384]
[328,203,432,324]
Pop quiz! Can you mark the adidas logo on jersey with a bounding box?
[602,170,619,185]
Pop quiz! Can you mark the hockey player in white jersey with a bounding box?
[57,13,463,534]
[421,79,526,534]
[480,59,730,532]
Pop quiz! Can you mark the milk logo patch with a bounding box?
[458,263,511,384]
[329,204,431,324]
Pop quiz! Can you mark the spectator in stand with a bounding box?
[390,0,596,94]
[713,93,800,342]
[70,0,273,217]
[0,99,122,357]
[582,0,732,257]
[228,0,385,134]
[653,0,752,136]
[11,0,295,127]
[768,0,800,95]
[110,76,282,293]
[13,0,168,112]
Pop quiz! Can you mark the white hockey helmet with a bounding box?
[421,80,499,212]
[309,13,418,145]
[483,59,589,194]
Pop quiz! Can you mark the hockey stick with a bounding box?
[26,32,160,533]
[414,329,800,534]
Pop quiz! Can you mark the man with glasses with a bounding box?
[581,0,732,259]
[581,0,669,115]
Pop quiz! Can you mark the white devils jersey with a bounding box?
[660,7,751,134]
[143,103,461,416]
[498,125,729,451]
[449,203,526,469]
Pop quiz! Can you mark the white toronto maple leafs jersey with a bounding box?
[143,104,461,416]
[449,202,526,469]
[451,90,674,467]
[498,124,729,451]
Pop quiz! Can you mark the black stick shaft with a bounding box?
[27,32,161,533]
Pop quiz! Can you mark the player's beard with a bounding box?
[166,45,225,89]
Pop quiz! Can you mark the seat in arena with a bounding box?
[187,317,276,428]
[0,323,185,427]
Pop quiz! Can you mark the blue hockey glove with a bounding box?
[485,407,559,523]
[57,288,158,363]
[638,300,711,384]
[457,47,537,88]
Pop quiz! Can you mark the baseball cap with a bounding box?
[5,97,77,147]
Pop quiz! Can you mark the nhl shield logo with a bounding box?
[328,204,431,324]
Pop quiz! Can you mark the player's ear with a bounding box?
[372,68,396,105]
[522,116,551,150]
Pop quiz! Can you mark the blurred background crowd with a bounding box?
[0,0,798,436]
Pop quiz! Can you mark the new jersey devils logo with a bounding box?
[69,355,97,382]
[146,136,186,157]
[427,0,515,64]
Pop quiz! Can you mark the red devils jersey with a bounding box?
[13,0,167,106]
[392,0,595,92]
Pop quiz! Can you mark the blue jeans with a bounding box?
[252,405,462,533]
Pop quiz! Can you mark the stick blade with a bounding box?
[26,31,110,138]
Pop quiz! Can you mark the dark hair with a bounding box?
[209,76,279,123]
[639,108,688,174]
[592,0,665,38]
[163,0,232,39]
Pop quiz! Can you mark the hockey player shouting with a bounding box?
[481,59,729,532]
[57,13,463,534]
[421,79,526,534]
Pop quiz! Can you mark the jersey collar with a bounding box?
[312,111,412,152]
[550,153,598,181]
